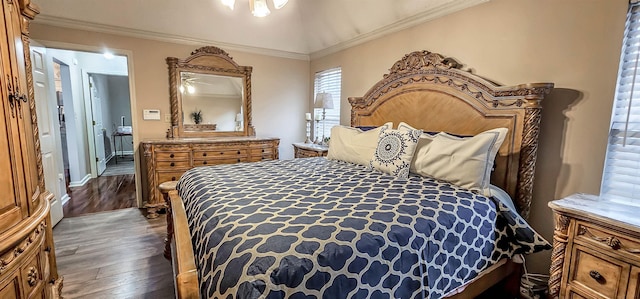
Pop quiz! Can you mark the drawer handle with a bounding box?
[262,149,265,152]
[27,267,38,286]
[237,150,240,154]
[203,153,207,157]
[170,154,174,158]
[170,162,175,167]
[589,270,606,284]
[171,176,176,181]
[237,159,240,162]
[220,152,224,155]
[203,161,207,165]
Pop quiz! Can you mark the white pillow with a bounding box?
[369,126,422,179]
[327,123,392,166]
[412,127,507,196]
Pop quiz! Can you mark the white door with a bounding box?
[89,75,106,175]
[31,43,64,226]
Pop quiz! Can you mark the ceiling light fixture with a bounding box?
[222,0,288,17]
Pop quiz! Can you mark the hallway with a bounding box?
[63,174,137,217]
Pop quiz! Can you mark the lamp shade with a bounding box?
[314,92,334,109]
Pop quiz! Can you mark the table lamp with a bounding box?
[314,92,334,145]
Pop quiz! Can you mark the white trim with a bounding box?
[309,0,490,60]
[69,174,91,187]
[60,193,70,206]
[32,0,488,61]
[33,15,310,61]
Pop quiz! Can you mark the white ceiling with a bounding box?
[31,0,488,60]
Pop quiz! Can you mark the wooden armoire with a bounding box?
[0,0,62,298]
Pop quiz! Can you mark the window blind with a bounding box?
[313,67,341,140]
[601,2,640,205]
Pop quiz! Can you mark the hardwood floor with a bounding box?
[64,174,137,217]
[53,208,175,298]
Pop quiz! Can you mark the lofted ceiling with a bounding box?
[31,0,488,60]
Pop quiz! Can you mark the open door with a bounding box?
[30,42,64,226]
[88,75,106,176]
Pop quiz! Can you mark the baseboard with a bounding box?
[114,150,134,156]
[69,174,91,187]
[60,193,70,206]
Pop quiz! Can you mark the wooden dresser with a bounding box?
[0,0,62,297]
[293,142,328,158]
[549,193,640,299]
[141,137,279,218]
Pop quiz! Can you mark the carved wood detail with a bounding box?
[548,213,570,299]
[26,266,38,286]
[516,107,542,219]
[0,222,46,275]
[167,46,255,138]
[355,50,552,111]
[578,225,640,253]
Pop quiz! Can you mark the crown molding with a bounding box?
[309,0,490,60]
[32,15,311,61]
[32,0,488,62]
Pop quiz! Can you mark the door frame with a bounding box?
[82,70,126,178]
[31,40,142,207]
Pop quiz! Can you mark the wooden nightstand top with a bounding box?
[292,142,328,152]
[549,193,640,230]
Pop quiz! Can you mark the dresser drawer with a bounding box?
[575,221,640,262]
[247,154,274,162]
[193,158,247,166]
[194,148,247,158]
[156,160,191,170]
[155,151,190,161]
[157,171,186,183]
[569,245,628,299]
[249,147,273,155]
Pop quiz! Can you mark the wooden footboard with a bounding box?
[168,189,200,299]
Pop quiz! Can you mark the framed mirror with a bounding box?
[167,46,255,138]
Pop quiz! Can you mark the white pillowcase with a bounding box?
[327,123,392,166]
[399,122,507,196]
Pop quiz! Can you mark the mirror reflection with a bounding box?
[180,72,244,132]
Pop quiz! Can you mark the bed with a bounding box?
[163,50,554,299]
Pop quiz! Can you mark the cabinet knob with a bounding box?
[171,176,176,181]
[237,150,240,154]
[170,154,174,158]
[262,149,265,152]
[203,153,207,157]
[220,152,224,155]
[237,159,240,162]
[203,161,207,165]
[589,270,605,284]
[170,162,175,167]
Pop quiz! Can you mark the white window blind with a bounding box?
[313,67,341,140]
[601,2,640,205]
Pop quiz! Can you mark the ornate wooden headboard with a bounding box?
[349,50,553,219]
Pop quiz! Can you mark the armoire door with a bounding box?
[0,0,28,234]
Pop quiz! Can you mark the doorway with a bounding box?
[31,45,138,219]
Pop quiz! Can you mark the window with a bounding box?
[313,67,341,141]
[601,2,640,205]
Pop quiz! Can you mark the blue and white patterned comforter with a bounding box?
[177,158,550,299]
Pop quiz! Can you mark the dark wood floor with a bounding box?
[63,174,137,217]
[53,208,175,298]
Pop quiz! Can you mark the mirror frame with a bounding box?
[167,46,255,138]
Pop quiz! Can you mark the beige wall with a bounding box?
[30,24,310,161]
[311,0,628,273]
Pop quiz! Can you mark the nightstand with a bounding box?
[548,193,640,299]
[293,142,328,158]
